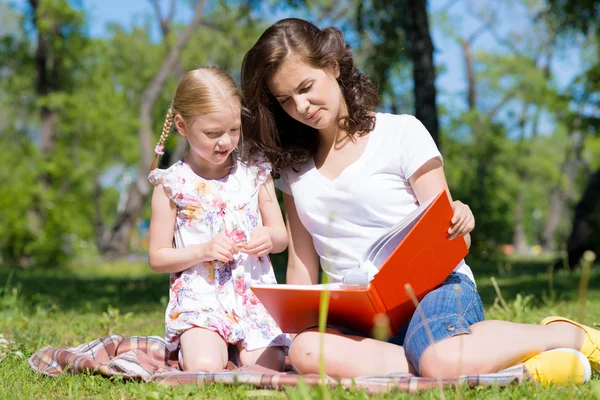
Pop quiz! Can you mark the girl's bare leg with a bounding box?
[179,327,228,372]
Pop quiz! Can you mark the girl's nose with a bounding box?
[218,134,232,148]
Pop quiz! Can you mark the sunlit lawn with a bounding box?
[1,256,599,399]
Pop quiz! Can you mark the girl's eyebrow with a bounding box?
[274,78,310,98]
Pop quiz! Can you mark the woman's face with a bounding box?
[267,55,345,132]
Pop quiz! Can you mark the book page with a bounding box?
[360,194,437,270]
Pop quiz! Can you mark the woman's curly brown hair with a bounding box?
[241,18,379,177]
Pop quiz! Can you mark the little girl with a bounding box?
[147,67,289,372]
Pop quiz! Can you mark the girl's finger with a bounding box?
[217,235,237,249]
[243,240,266,252]
[216,245,233,260]
[245,243,270,256]
[211,251,229,263]
[257,247,272,257]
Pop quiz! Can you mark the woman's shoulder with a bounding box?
[373,113,434,145]
[374,113,424,133]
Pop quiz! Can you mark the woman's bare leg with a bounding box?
[419,320,585,378]
[289,328,416,377]
[237,343,286,371]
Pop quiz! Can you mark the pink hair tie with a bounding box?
[154,145,164,155]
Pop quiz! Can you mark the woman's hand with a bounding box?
[241,227,273,257]
[448,200,475,240]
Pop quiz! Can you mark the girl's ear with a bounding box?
[174,114,187,137]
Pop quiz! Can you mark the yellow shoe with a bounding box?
[524,348,591,385]
[541,316,600,373]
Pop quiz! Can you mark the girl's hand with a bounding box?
[448,200,475,240]
[241,227,273,257]
[198,234,238,263]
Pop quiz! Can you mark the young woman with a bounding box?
[239,18,598,384]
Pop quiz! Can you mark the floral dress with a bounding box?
[148,155,288,352]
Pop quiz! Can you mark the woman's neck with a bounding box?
[317,101,351,151]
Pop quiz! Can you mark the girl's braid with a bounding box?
[149,108,174,172]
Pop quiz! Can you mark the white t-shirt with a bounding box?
[276,113,475,284]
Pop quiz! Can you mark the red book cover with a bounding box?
[251,191,468,335]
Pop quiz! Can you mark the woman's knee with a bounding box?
[419,341,484,378]
[289,331,321,374]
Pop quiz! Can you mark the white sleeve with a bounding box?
[274,170,292,195]
[397,115,443,179]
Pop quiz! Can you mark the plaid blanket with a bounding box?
[29,334,526,393]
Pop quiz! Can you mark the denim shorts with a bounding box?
[291,272,484,375]
[389,272,485,374]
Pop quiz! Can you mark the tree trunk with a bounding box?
[461,39,476,110]
[542,186,564,252]
[542,126,586,252]
[566,167,600,267]
[98,0,206,259]
[511,105,532,253]
[403,0,439,146]
[512,192,528,254]
[30,0,60,207]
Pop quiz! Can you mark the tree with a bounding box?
[0,0,90,265]
[97,0,207,258]
[545,0,600,265]
[356,0,439,145]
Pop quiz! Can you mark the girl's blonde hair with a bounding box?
[150,66,242,171]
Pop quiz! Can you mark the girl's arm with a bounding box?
[283,193,320,285]
[408,158,474,248]
[148,185,237,273]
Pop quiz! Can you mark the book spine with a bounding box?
[366,288,388,316]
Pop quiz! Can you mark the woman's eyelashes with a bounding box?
[279,83,314,105]
[300,83,313,93]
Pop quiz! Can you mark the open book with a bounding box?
[250,190,469,335]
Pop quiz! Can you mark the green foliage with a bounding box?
[443,113,517,261]
[1,259,599,398]
[0,0,598,267]
[546,0,600,34]
[0,1,270,265]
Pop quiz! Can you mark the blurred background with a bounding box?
[1,0,599,273]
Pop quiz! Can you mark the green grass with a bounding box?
[1,258,599,399]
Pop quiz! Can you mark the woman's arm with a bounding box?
[283,193,320,285]
[256,177,288,253]
[242,177,288,257]
[408,158,474,248]
[148,185,237,273]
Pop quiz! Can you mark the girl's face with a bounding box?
[175,105,241,166]
[267,55,345,132]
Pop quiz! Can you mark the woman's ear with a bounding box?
[330,61,340,79]
[174,114,187,137]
